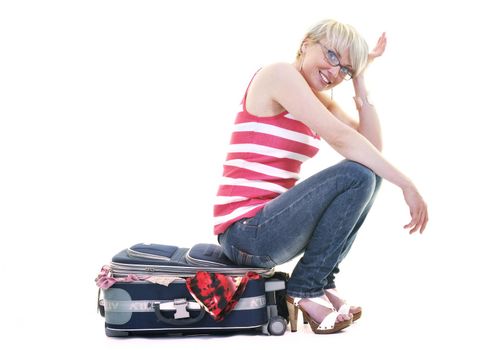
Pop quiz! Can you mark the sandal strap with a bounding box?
[326,289,351,316]
[288,296,333,309]
[307,297,333,309]
[317,310,341,330]
[337,303,351,315]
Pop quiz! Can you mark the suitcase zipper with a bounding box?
[127,248,171,262]
[110,262,274,277]
[185,253,228,267]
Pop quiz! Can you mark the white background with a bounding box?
[1,0,498,349]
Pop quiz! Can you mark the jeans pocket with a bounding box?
[238,211,261,228]
[230,213,261,239]
[230,245,276,269]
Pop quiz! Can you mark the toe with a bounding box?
[351,306,362,314]
[336,313,351,323]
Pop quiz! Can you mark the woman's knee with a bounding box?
[340,160,377,187]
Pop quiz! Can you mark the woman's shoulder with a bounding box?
[245,63,298,117]
[258,62,298,78]
[251,62,303,94]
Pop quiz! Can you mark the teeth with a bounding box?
[319,71,330,84]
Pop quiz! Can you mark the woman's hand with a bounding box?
[368,32,387,65]
[356,32,386,78]
[402,184,428,234]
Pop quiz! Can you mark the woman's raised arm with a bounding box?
[263,62,428,233]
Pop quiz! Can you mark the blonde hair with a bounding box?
[297,19,369,77]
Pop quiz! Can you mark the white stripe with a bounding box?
[227,143,310,162]
[234,122,321,148]
[214,196,248,205]
[284,114,320,140]
[224,159,299,180]
[219,176,288,194]
[214,204,264,225]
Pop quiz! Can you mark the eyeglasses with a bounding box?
[318,43,354,81]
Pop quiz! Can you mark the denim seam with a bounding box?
[257,173,359,230]
[287,174,374,296]
[315,187,358,281]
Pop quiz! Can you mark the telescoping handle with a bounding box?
[153,299,205,325]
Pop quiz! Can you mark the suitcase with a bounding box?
[96,243,288,337]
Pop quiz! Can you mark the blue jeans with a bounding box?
[218,160,382,298]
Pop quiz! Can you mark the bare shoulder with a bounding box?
[261,66,333,112]
[248,63,350,145]
[254,62,312,102]
[257,62,302,84]
[246,63,302,116]
[262,62,297,73]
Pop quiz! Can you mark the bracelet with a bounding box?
[353,94,374,111]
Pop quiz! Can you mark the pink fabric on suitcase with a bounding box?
[186,271,260,321]
[95,266,149,289]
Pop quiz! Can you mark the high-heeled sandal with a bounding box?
[286,296,352,334]
[325,289,362,322]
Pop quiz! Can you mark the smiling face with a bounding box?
[297,39,353,92]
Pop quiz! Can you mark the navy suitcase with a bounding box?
[97,243,288,337]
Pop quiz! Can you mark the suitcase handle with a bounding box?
[153,300,206,325]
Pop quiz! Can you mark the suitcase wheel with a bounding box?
[268,316,287,336]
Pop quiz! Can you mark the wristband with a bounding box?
[353,94,373,110]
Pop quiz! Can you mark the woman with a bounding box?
[214,19,428,334]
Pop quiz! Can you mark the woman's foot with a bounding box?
[286,295,352,334]
[325,289,362,321]
[299,295,352,324]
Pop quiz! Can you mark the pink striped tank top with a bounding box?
[213,72,321,234]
